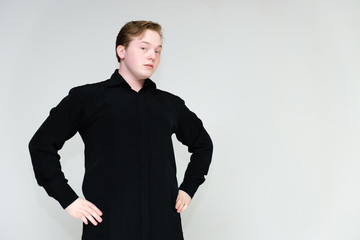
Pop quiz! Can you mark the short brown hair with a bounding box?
[115,20,163,62]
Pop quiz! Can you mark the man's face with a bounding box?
[118,30,162,80]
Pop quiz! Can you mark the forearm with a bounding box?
[179,125,213,198]
[29,87,83,208]
[29,128,79,208]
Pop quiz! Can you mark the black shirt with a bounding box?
[29,69,213,240]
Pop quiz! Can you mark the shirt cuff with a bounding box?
[49,181,79,209]
[179,180,200,199]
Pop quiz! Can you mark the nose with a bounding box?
[147,50,155,60]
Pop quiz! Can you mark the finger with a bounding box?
[89,210,102,222]
[81,215,88,225]
[93,212,103,223]
[181,203,188,212]
[86,207,103,223]
[177,202,185,213]
[178,203,186,213]
[84,211,98,226]
[175,199,182,210]
[87,202,103,216]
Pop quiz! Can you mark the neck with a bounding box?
[118,68,145,92]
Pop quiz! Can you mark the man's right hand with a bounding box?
[65,198,103,226]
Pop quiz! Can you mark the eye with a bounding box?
[155,50,161,54]
[141,47,146,51]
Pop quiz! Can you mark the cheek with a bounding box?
[127,52,142,66]
[155,55,161,64]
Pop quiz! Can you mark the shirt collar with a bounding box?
[107,69,157,90]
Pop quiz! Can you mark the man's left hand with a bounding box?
[175,190,192,213]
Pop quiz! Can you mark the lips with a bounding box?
[144,64,154,69]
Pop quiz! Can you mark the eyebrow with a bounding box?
[139,41,162,48]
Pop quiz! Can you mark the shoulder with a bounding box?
[69,79,107,94]
[67,79,109,101]
[155,88,185,105]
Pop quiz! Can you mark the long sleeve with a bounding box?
[28,87,84,209]
[175,100,213,198]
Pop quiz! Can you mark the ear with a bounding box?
[116,45,126,61]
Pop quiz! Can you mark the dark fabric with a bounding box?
[28,69,213,240]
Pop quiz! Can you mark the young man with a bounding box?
[29,21,213,240]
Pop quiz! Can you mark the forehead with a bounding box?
[132,30,162,47]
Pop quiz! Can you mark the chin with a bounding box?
[143,73,153,79]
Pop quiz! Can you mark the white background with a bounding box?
[1,0,360,239]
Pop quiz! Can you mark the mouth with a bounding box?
[144,64,154,69]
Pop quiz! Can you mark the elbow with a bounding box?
[205,131,213,154]
[209,136,213,151]
[28,134,38,154]
[28,137,34,153]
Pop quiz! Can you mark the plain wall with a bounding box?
[1,0,360,239]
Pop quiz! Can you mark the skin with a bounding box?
[65,29,192,226]
[116,29,162,92]
[175,190,192,213]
